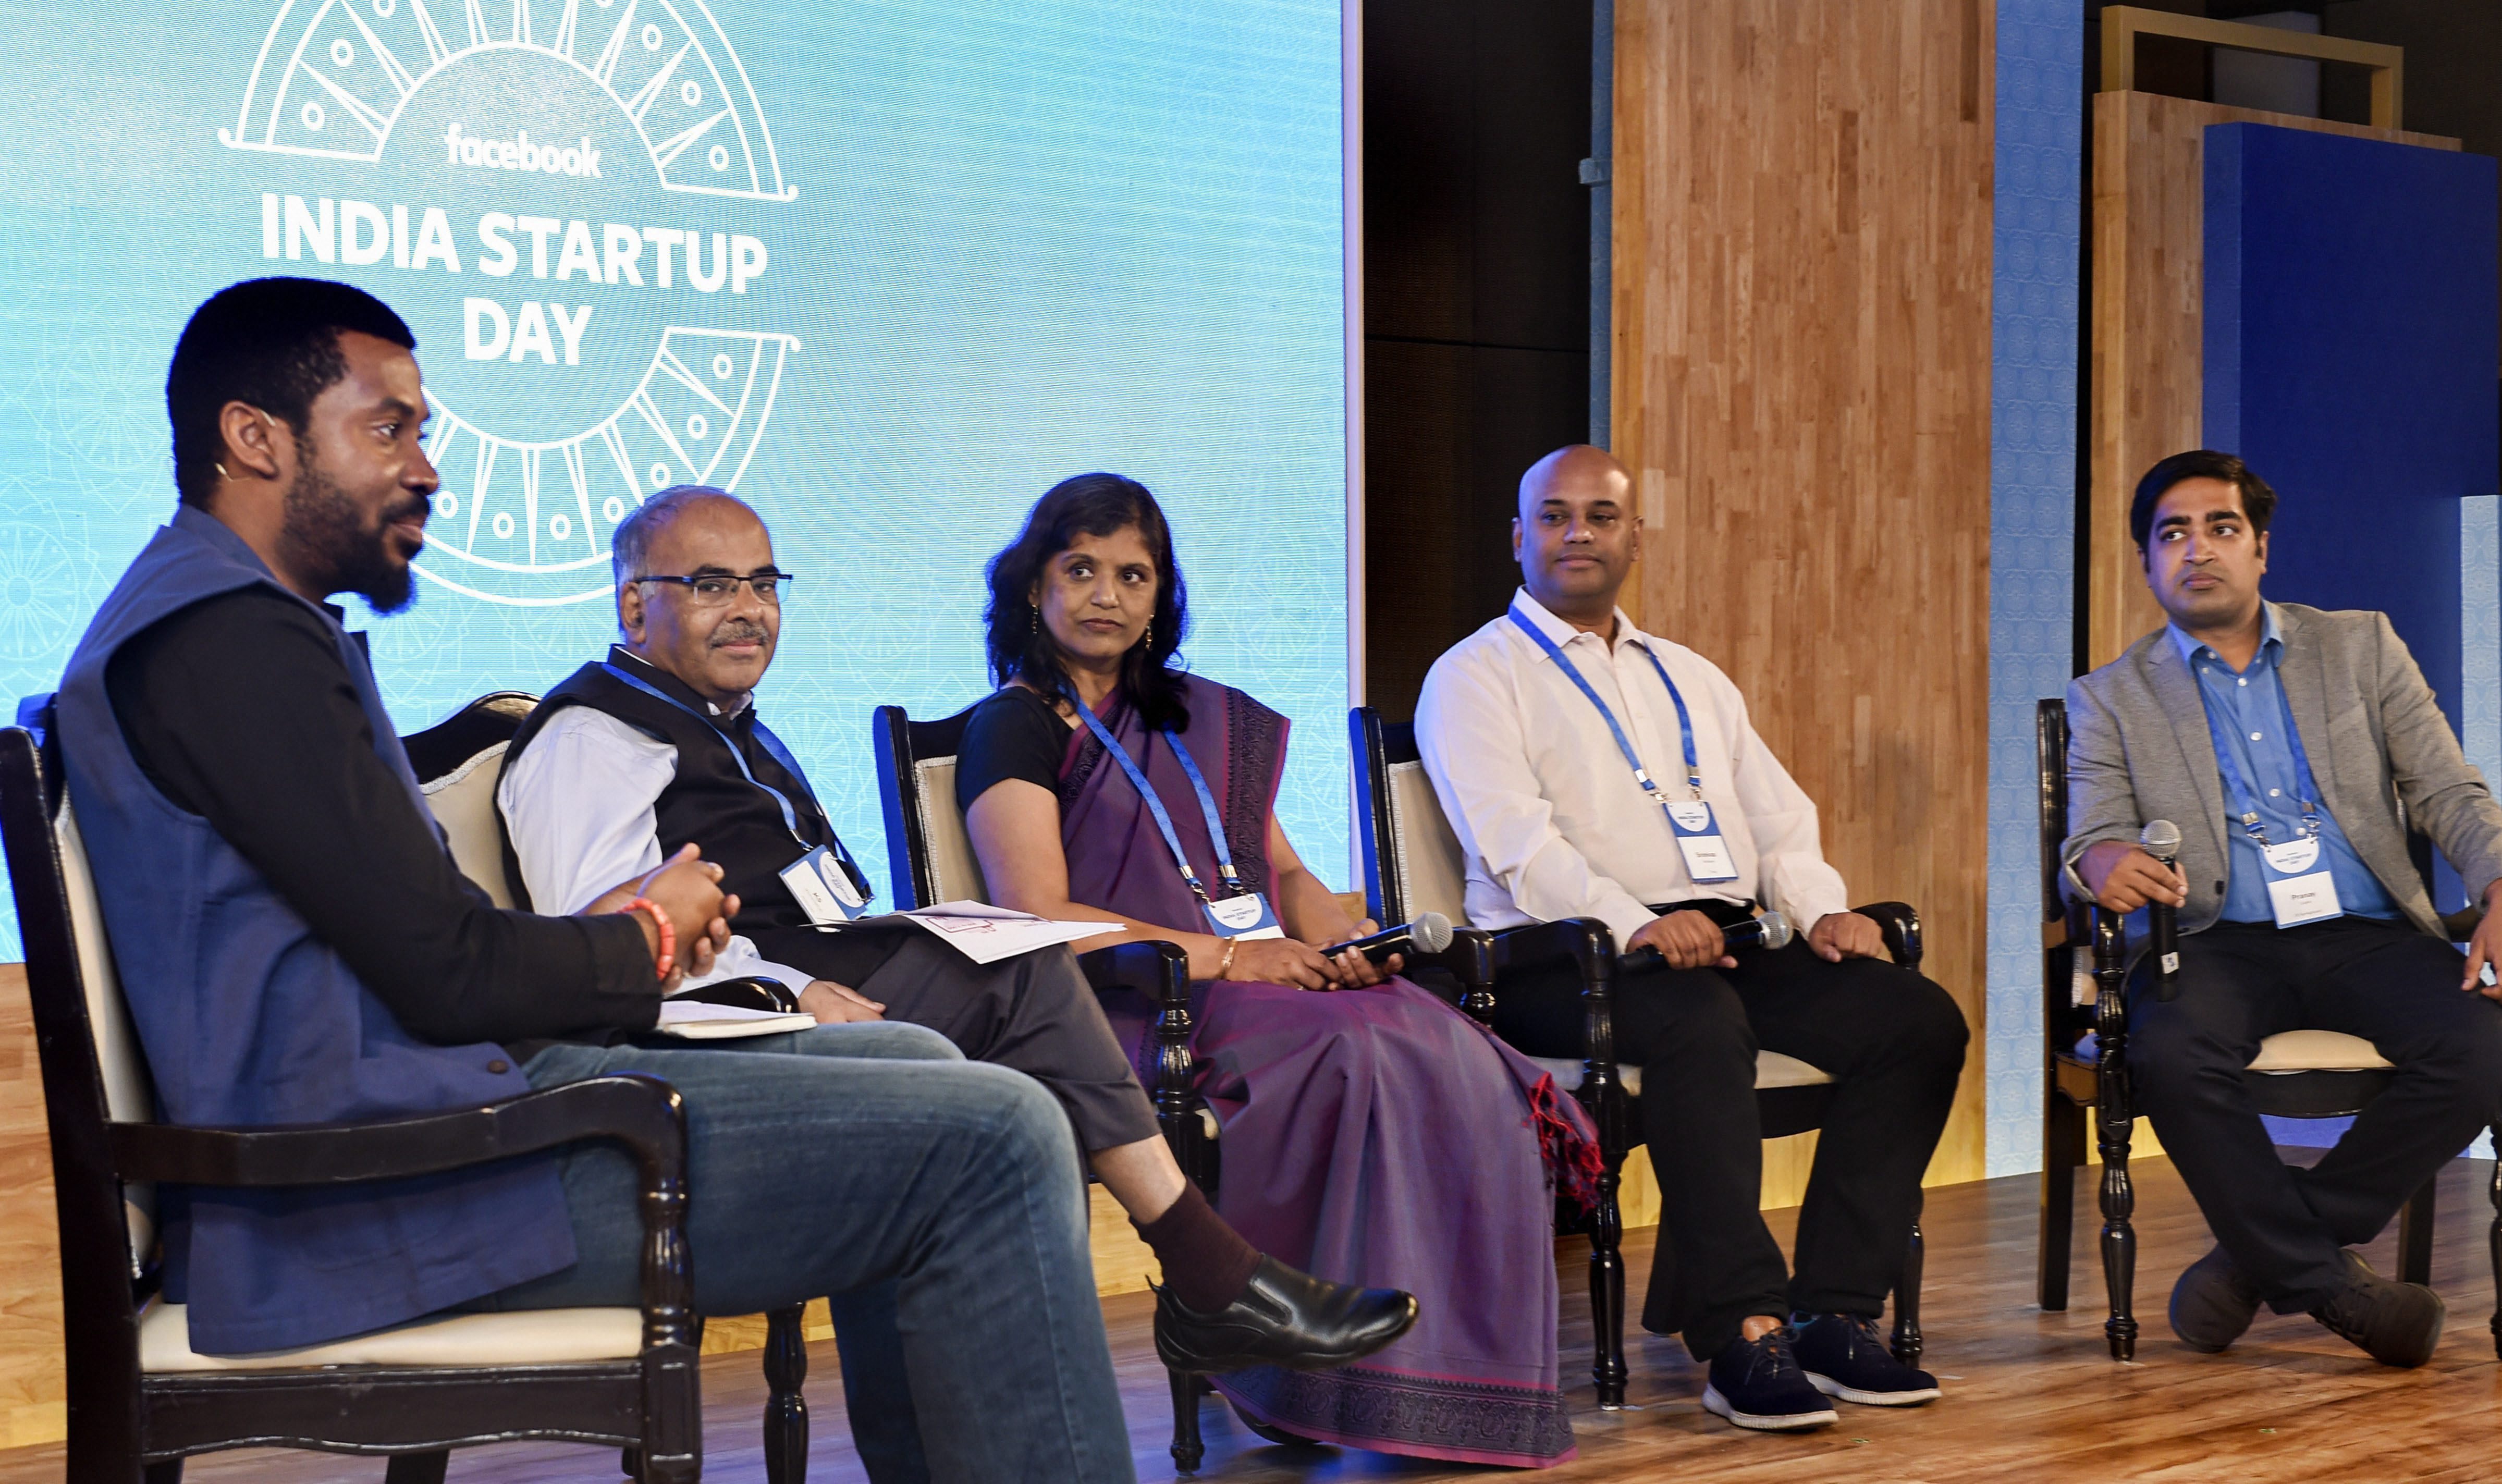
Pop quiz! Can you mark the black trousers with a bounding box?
[1493,902,1967,1360]
[2127,916,2502,1310]
[752,922,1162,1154]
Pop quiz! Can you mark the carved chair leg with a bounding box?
[1169,1368,1205,1474]
[764,1303,810,1484]
[383,1453,449,1484]
[620,1447,639,1478]
[1588,1149,1628,1409]
[2397,1179,2437,1288]
[2488,1142,2501,1360]
[2090,913,2138,1359]
[142,1462,183,1484]
[1891,1217,1925,1365]
[2039,1094,2081,1311]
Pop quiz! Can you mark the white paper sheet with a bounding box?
[894,901,1126,965]
[652,1000,816,1039]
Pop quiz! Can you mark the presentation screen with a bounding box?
[0,1,1351,953]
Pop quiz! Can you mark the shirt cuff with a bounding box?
[587,912,665,1031]
[1590,892,1661,956]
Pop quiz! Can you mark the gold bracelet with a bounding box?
[1214,936,1238,981]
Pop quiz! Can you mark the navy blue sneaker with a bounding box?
[1701,1327,1838,1431]
[1789,1313,1941,1406]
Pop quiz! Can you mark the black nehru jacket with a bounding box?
[498,646,905,986]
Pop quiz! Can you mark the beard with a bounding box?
[279,455,421,615]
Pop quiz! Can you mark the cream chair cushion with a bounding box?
[913,756,991,904]
[1385,760,1469,924]
[422,742,518,909]
[1530,1050,1833,1100]
[2249,1029,2393,1074]
[56,802,156,1277]
[139,1297,640,1372]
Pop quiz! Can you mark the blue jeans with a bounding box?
[480,1022,1134,1483]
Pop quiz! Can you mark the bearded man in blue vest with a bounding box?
[53,277,1143,1481]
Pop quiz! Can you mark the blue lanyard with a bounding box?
[1070,695,1243,904]
[2196,655,2322,847]
[600,662,870,891]
[1506,605,1704,800]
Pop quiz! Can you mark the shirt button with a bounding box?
[2268,788,2280,798]
[487,1059,511,1075]
[2250,731,2263,741]
[2237,678,2248,687]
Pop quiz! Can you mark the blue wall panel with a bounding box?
[1986,0,2084,1177]
[2203,124,2498,761]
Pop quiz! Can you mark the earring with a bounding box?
[1029,607,1039,635]
[1140,620,1152,650]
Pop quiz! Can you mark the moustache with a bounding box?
[711,626,770,646]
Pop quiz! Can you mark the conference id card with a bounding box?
[780,845,868,926]
[2260,837,2342,928]
[1203,891,1286,940]
[1665,801,1740,884]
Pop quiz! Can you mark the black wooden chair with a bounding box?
[0,714,701,1484]
[2034,696,2502,1359]
[402,693,813,1482]
[1349,707,1929,1407]
[871,703,1218,1469]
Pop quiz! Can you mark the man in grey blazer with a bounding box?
[2064,448,2502,1369]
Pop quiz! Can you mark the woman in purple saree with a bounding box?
[958,474,1598,1467]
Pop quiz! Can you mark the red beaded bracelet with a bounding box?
[624,897,676,980]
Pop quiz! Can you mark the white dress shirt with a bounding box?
[496,704,818,995]
[1413,588,1851,950]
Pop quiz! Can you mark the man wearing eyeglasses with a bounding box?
[496,483,1414,1398]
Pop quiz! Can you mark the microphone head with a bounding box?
[1410,911,1453,954]
[2141,819,2182,860]
[1757,910,1793,951]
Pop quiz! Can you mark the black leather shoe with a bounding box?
[2310,1249,2445,1367]
[1154,1256,1417,1375]
[2170,1244,2264,1353]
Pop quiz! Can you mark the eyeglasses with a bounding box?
[632,571,793,606]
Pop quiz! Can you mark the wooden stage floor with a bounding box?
[5,1151,2497,1483]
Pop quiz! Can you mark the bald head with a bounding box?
[614,485,784,707]
[1513,444,1638,631]
[1518,444,1632,519]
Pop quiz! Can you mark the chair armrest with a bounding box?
[1851,901,1923,970]
[1407,927,1497,990]
[1078,938,1191,1007]
[1486,917,1619,982]
[108,1073,686,1189]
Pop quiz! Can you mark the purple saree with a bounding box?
[1054,674,1595,1467]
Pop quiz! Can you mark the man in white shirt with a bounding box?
[1415,445,1967,1432]
[496,485,1417,1391]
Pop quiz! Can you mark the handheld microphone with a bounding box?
[2142,819,2184,1000]
[1322,912,1454,965]
[1624,910,1793,967]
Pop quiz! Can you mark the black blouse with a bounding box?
[955,686,1077,814]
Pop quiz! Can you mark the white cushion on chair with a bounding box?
[422,742,518,909]
[1385,761,1469,924]
[912,756,992,904]
[55,802,156,1278]
[1528,1050,1835,1100]
[139,1298,642,1372]
[2249,1029,2393,1074]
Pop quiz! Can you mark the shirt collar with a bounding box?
[1510,586,1646,656]
[609,644,753,718]
[2166,601,2283,672]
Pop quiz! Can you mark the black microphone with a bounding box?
[2142,819,2184,1001]
[1624,910,1793,967]
[1322,912,1454,965]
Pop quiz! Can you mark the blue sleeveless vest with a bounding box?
[54,507,573,1353]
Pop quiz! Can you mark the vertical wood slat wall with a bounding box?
[1613,0,1996,1195]
[2086,91,2457,670]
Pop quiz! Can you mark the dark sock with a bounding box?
[1134,1182,1262,1313]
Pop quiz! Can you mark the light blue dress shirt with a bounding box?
[2169,605,2401,924]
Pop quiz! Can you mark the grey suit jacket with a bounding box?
[2062,601,2502,946]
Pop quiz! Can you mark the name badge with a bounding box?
[2260,837,2342,928]
[1203,891,1286,940]
[779,845,867,926]
[1665,800,1739,884]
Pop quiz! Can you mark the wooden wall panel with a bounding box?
[2085,92,2455,669]
[0,966,64,1449]
[1613,0,1996,1190]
